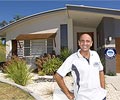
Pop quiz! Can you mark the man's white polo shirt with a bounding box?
[57,49,107,100]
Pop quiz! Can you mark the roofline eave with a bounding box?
[66,4,120,16]
[0,7,66,33]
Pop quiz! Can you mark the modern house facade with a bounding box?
[0,4,120,74]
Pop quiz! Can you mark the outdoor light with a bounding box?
[105,36,112,44]
[108,36,112,42]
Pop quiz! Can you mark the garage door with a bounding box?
[115,38,120,73]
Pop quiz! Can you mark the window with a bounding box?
[22,39,53,57]
[1,38,6,45]
[24,40,30,56]
[31,40,46,56]
[60,24,68,49]
[47,39,53,54]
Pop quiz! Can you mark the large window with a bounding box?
[19,39,53,58]
[23,39,52,57]
[31,40,46,56]
[18,39,53,64]
[60,24,68,49]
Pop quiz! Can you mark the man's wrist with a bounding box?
[66,91,74,100]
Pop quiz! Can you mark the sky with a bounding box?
[1,0,120,22]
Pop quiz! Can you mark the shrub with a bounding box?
[0,41,6,62]
[4,56,33,86]
[35,54,63,75]
[38,71,46,76]
[60,48,72,61]
[42,56,63,75]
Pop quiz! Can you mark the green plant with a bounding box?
[0,41,6,62]
[4,56,33,86]
[42,57,63,75]
[60,48,72,61]
[38,71,46,76]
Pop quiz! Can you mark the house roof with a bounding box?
[66,4,120,28]
[66,4,120,15]
[1,4,120,36]
[0,8,65,36]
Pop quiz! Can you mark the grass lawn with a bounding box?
[0,82,35,100]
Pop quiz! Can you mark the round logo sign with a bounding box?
[105,48,116,59]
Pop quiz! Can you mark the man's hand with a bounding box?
[54,73,75,100]
[66,91,75,100]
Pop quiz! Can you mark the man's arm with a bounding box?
[99,71,105,89]
[54,73,74,100]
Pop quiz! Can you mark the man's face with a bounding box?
[78,34,93,52]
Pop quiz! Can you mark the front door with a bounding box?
[115,38,120,73]
[12,40,17,56]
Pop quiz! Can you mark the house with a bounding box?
[0,4,120,74]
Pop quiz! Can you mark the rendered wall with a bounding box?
[5,10,67,58]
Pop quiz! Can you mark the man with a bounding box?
[54,33,107,100]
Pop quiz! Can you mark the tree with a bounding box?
[0,20,8,28]
[13,14,24,21]
[9,14,24,23]
[0,14,24,27]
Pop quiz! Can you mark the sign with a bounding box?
[105,48,116,59]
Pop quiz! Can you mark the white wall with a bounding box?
[67,18,74,52]
[6,10,68,58]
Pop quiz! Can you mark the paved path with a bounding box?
[105,73,120,100]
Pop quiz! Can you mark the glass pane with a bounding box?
[47,39,53,54]
[31,40,46,56]
[24,40,30,47]
[60,24,68,49]
[24,48,30,56]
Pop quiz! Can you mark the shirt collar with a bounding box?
[77,49,93,58]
